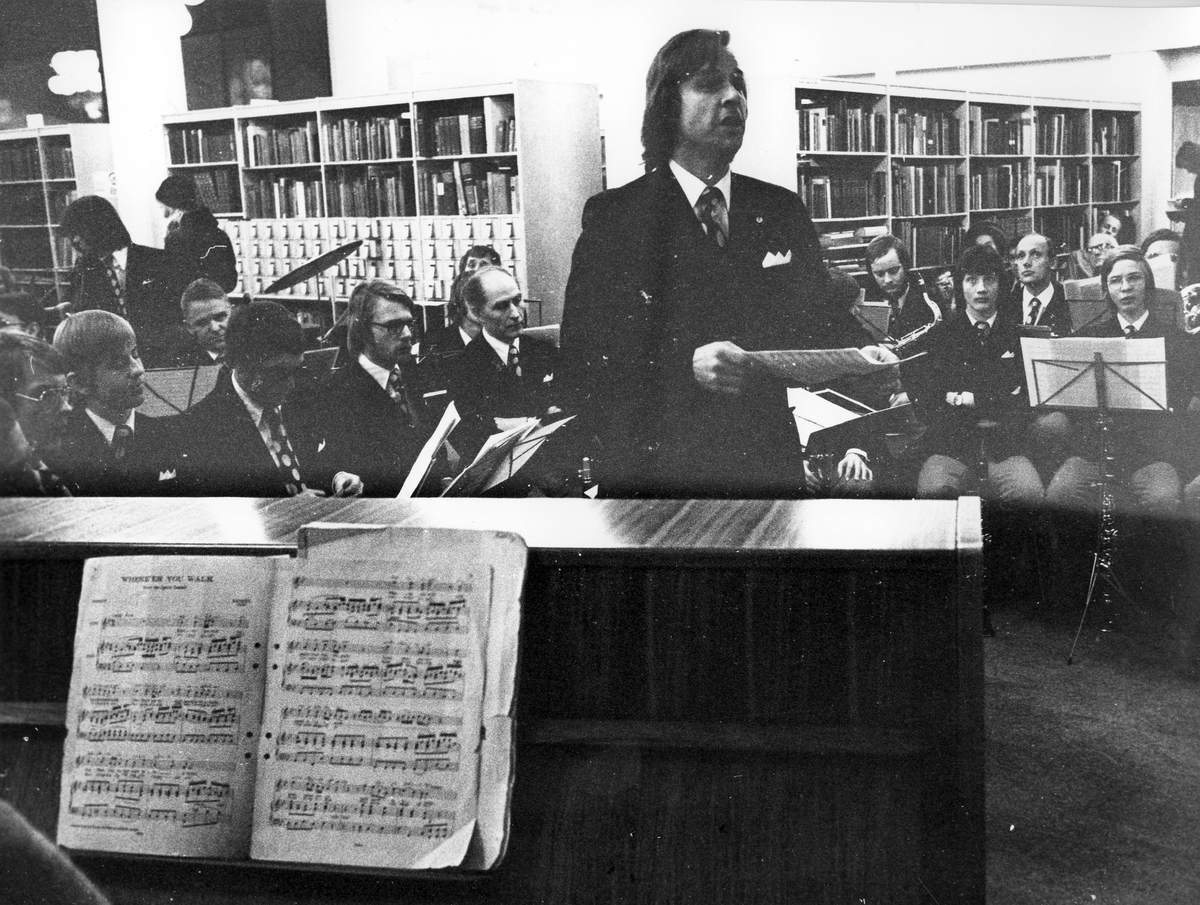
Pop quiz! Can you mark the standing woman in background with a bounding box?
[156,175,239,305]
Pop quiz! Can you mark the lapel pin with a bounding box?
[755,216,763,224]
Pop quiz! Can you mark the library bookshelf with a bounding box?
[795,80,1139,282]
[163,81,601,331]
[0,124,113,301]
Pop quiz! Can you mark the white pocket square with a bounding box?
[158,469,176,481]
[762,250,792,268]
[317,439,327,452]
[1001,351,1015,359]
[543,372,554,383]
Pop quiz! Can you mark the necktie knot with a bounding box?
[111,424,132,461]
[696,186,727,249]
[386,366,415,426]
[1027,298,1041,325]
[1124,324,1137,338]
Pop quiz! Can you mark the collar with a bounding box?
[358,353,393,392]
[1117,309,1151,332]
[966,311,998,330]
[1022,282,1054,307]
[231,371,267,425]
[111,246,128,270]
[458,325,474,348]
[669,160,733,212]
[483,329,516,365]
[890,283,911,310]
[85,408,135,445]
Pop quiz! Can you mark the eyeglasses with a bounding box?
[15,386,71,406]
[370,320,413,336]
[1087,244,1114,253]
[1106,272,1146,288]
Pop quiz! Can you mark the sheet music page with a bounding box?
[251,528,526,870]
[748,347,912,384]
[57,556,282,858]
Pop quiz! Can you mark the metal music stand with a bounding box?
[1020,336,1169,662]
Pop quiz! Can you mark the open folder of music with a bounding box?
[57,527,527,872]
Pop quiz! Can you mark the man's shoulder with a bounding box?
[731,172,800,205]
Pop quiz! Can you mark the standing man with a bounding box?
[559,29,868,498]
[1007,233,1072,335]
[49,310,178,495]
[308,280,431,497]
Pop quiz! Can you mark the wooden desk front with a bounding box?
[0,497,984,904]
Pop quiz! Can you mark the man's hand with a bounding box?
[693,341,758,394]
[836,451,872,482]
[858,345,899,364]
[330,471,364,497]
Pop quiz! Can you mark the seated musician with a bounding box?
[421,245,501,361]
[48,310,178,495]
[864,235,941,343]
[1062,231,1117,282]
[0,290,45,339]
[0,333,71,474]
[908,244,1043,503]
[174,300,362,497]
[307,280,438,497]
[165,278,231,367]
[1007,233,1072,335]
[1045,246,1197,516]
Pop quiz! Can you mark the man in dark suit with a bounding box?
[174,301,362,497]
[1007,233,1072,336]
[559,29,871,498]
[60,196,171,367]
[448,267,559,460]
[308,280,433,497]
[909,245,1043,503]
[165,278,231,368]
[47,310,178,495]
[864,234,941,341]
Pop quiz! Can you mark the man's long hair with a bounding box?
[345,281,413,358]
[641,29,735,174]
[59,196,131,260]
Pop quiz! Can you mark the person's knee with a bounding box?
[1046,456,1096,510]
[917,455,968,499]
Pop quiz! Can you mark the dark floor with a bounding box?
[985,600,1200,903]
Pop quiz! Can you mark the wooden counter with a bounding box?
[0,497,984,904]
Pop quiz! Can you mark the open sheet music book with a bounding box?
[57,526,527,872]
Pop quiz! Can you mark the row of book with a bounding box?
[0,144,41,181]
[892,107,961,156]
[246,121,321,167]
[417,163,519,217]
[192,169,240,214]
[1035,112,1087,156]
[326,166,416,219]
[43,144,74,180]
[1033,162,1088,207]
[54,234,74,267]
[1035,210,1089,253]
[418,113,488,157]
[970,162,1030,210]
[819,224,887,274]
[167,127,237,165]
[969,108,1031,156]
[1093,114,1136,155]
[798,166,886,219]
[891,164,964,216]
[1093,159,1133,201]
[244,175,325,219]
[47,188,78,224]
[893,221,962,269]
[797,101,887,153]
[0,186,48,224]
[324,115,413,162]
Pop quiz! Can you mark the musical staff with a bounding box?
[279,657,465,700]
[287,590,470,634]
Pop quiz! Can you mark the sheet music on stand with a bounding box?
[1020,336,1168,412]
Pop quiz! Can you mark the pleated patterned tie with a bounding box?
[506,343,521,378]
[1027,298,1041,326]
[106,256,128,319]
[696,186,727,250]
[386,366,415,427]
[261,406,307,496]
[110,424,132,461]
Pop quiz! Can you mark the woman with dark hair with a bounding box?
[963,220,1011,261]
[59,195,170,365]
[156,174,239,303]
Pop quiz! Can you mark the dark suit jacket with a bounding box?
[69,244,174,367]
[173,378,324,496]
[46,407,179,496]
[559,166,867,498]
[1003,281,1073,336]
[865,272,940,340]
[446,333,558,460]
[306,359,432,498]
[417,325,471,417]
[908,309,1033,466]
[162,209,239,303]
